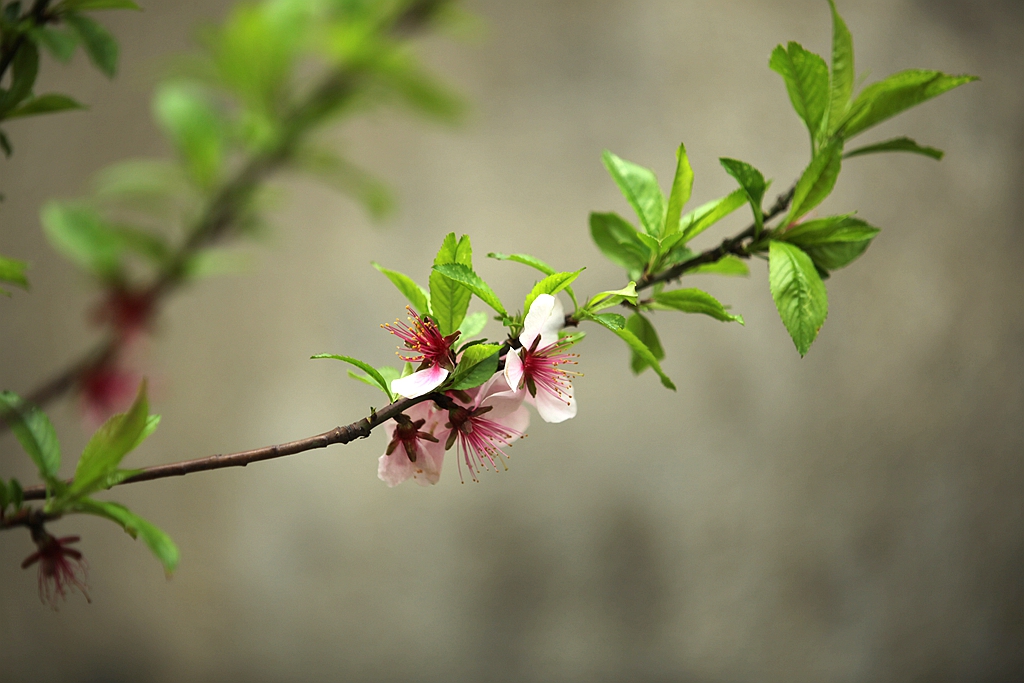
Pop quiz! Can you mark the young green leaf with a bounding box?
[785,139,843,224]
[663,143,694,237]
[1,40,39,116]
[679,188,747,242]
[612,326,676,390]
[74,498,179,573]
[589,212,651,276]
[781,214,880,272]
[584,312,627,331]
[769,241,828,356]
[0,254,29,292]
[447,344,501,391]
[457,311,488,338]
[348,365,401,394]
[154,83,226,188]
[429,233,473,336]
[488,252,579,308]
[839,70,978,139]
[372,262,430,314]
[29,27,79,63]
[0,392,61,482]
[63,12,119,78]
[585,282,637,313]
[719,158,767,234]
[602,150,666,236]
[65,381,151,502]
[432,263,506,317]
[843,136,943,160]
[41,202,124,278]
[825,0,854,138]
[4,94,86,119]
[687,255,750,277]
[9,478,24,511]
[625,313,664,374]
[312,354,395,402]
[769,41,829,150]
[524,269,584,315]
[650,289,744,324]
[60,0,142,10]
[0,130,12,157]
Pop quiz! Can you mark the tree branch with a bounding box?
[14,392,442,506]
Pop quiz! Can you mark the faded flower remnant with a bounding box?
[21,531,90,608]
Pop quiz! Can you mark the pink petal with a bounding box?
[411,438,446,486]
[534,381,577,423]
[520,294,564,349]
[391,365,449,398]
[503,348,525,391]
[378,452,415,487]
[478,371,526,419]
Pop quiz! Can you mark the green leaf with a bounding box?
[625,313,664,374]
[602,150,666,236]
[0,254,29,291]
[432,263,506,317]
[63,11,119,78]
[585,282,637,313]
[60,0,141,10]
[457,311,488,338]
[785,139,843,224]
[294,147,394,221]
[781,214,880,272]
[0,480,8,512]
[769,241,828,356]
[0,130,11,157]
[612,326,676,390]
[487,252,578,309]
[769,41,829,149]
[372,262,429,315]
[825,0,854,138]
[840,70,978,139]
[447,344,500,391]
[373,49,466,124]
[843,136,943,160]
[650,288,743,324]
[687,254,750,277]
[4,93,86,119]
[585,312,627,331]
[311,354,394,402]
[9,478,24,510]
[663,143,694,237]
[348,365,401,393]
[154,83,225,188]
[66,381,150,501]
[29,27,79,63]
[524,269,583,316]
[74,498,179,573]
[589,212,650,276]
[1,40,39,115]
[41,202,123,278]
[719,158,767,233]
[428,233,473,336]
[679,188,747,242]
[0,392,61,482]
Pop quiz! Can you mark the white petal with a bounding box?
[520,294,564,349]
[391,365,449,398]
[534,382,577,423]
[504,348,525,391]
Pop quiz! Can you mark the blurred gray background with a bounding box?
[1,1,1021,681]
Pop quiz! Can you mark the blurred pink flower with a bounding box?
[79,362,142,427]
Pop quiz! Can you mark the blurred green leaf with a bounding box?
[0,130,11,157]
[432,263,506,317]
[719,158,767,233]
[447,343,500,391]
[585,282,637,313]
[373,48,465,123]
[650,288,743,324]
[602,150,665,236]
[348,365,401,393]
[294,147,394,220]
[785,139,842,224]
[663,143,694,237]
[312,354,394,402]
[456,311,487,338]
[0,40,39,116]
[29,27,79,63]
[64,11,119,77]
[41,202,123,278]
[0,254,29,292]
[524,268,583,316]
[9,478,23,511]
[769,240,828,356]
[625,312,664,374]
[75,498,179,573]
[60,0,141,10]
[769,41,829,149]
[0,392,61,483]
[4,93,86,118]
[825,0,854,138]
[843,136,943,160]
[840,70,978,139]
[154,82,225,188]
[679,188,747,242]
[372,262,430,315]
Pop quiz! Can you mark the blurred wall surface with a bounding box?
[1,1,1021,682]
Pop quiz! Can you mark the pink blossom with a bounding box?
[378,402,446,487]
[383,308,460,398]
[504,294,580,423]
[80,362,143,427]
[21,532,90,608]
[442,373,529,482]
